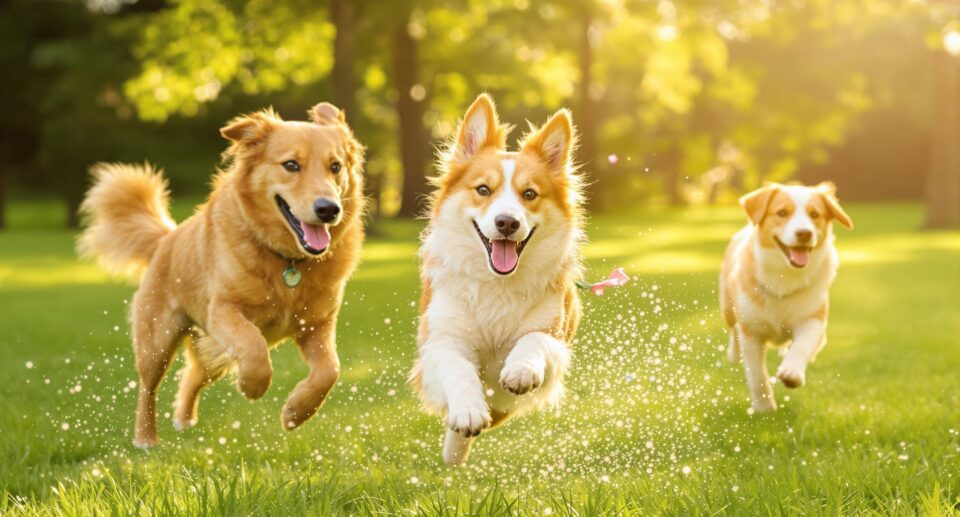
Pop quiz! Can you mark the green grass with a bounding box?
[1,199,958,515]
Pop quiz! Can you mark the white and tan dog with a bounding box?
[720,182,853,412]
[410,94,584,465]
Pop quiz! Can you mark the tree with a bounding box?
[392,4,429,217]
[331,0,356,119]
[926,48,960,228]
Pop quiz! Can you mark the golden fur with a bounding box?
[79,103,365,447]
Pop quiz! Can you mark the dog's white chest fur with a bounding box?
[729,225,838,342]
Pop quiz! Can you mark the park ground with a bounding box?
[0,200,958,515]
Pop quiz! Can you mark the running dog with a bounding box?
[720,182,853,412]
[79,103,365,447]
[410,94,585,464]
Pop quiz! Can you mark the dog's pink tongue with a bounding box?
[300,222,331,251]
[789,247,809,267]
[491,239,519,273]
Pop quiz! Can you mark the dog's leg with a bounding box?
[726,329,741,364]
[419,344,491,441]
[173,334,230,430]
[206,302,272,400]
[738,328,776,412]
[281,318,340,430]
[131,284,186,448]
[499,332,570,396]
[442,428,475,465]
[776,319,825,388]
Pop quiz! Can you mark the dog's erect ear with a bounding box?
[523,109,575,170]
[220,109,278,145]
[453,94,501,162]
[309,102,346,125]
[739,184,779,225]
[816,181,854,229]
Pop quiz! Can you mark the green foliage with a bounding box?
[125,0,335,121]
[3,0,957,220]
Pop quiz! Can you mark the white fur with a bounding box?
[780,186,818,248]
[475,159,532,243]
[722,188,841,412]
[415,159,581,465]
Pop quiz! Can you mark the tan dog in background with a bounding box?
[79,103,365,447]
[720,182,853,412]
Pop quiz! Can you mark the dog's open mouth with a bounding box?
[472,220,535,275]
[276,195,329,256]
[774,236,810,269]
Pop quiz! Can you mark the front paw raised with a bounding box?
[776,363,806,388]
[446,403,491,437]
[499,362,543,395]
[237,363,272,400]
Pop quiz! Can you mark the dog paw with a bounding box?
[132,436,159,449]
[172,416,197,432]
[776,363,806,388]
[237,365,272,400]
[281,404,318,431]
[446,403,491,437]
[750,397,778,413]
[499,362,544,395]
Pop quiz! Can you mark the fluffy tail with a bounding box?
[78,163,176,280]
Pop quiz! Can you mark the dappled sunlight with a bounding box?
[0,261,115,288]
[841,231,960,265]
[591,249,721,274]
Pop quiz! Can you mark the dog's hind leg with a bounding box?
[173,332,232,431]
[726,328,741,364]
[131,279,187,448]
[442,428,475,465]
[739,329,776,412]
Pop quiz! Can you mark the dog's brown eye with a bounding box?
[523,189,538,201]
[810,211,820,219]
[282,160,301,173]
[330,162,342,173]
[777,209,788,217]
[476,185,491,196]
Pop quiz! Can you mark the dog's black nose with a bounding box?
[795,229,812,243]
[313,198,341,223]
[494,214,520,237]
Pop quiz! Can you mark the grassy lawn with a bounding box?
[1,199,958,515]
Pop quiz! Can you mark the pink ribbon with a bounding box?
[587,267,631,296]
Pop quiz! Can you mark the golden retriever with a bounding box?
[79,103,365,447]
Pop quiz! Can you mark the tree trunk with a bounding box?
[577,7,600,210]
[65,189,81,229]
[392,14,428,217]
[331,0,356,120]
[926,50,960,228]
[0,161,6,230]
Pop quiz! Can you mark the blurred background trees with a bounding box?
[1,0,959,227]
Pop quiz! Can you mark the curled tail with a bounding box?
[78,163,176,280]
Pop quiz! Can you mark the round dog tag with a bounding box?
[282,266,302,288]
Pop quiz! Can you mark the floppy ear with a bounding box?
[816,182,853,229]
[523,109,574,170]
[220,109,278,144]
[309,102,345,125]
[739,184,779,225]
[452,93,501,163]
